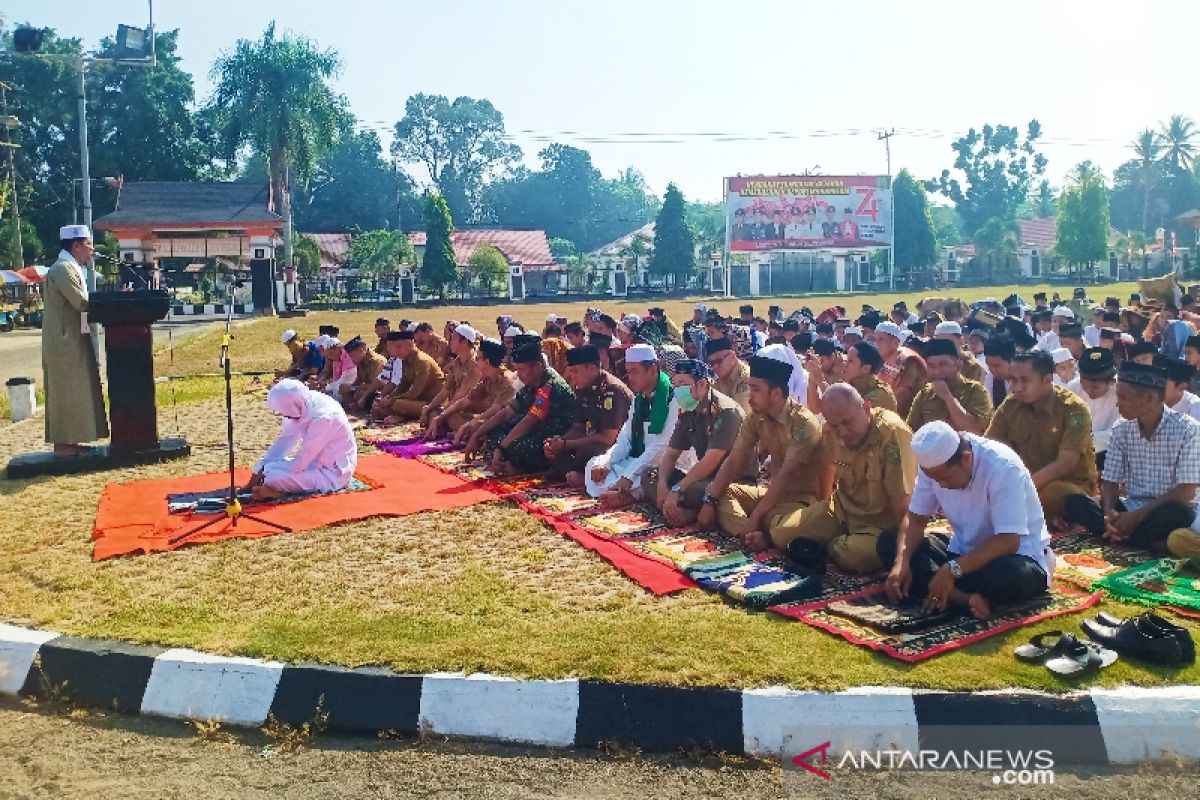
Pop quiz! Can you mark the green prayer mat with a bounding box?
[1094,558,1200,611]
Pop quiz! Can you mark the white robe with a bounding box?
[585,394,686,498]
[1067,378,1119,453]
[256,380,358,493]
[757,343,810,406]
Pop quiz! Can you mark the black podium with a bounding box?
[6,289,190,479]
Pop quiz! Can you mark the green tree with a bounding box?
[420,191,458,299]
[345,229,415,276]
[1056,162,1110,268]
[286,234,321,278]
[1160,114,1197,172]
[686,200,725,261]
[391,94,521,223]
[208,22,348,292]
[548,237,578,260]
[969,216,1022,281]
[892,169,938,271]
[929,205,966,245]
[927,121,1048,235]
[649,183,695,282]
[0,218,43,268]
[294,129,421,232]
[468,243,509,292]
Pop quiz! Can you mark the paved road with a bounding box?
[0,318,228,387]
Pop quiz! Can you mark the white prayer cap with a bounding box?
[1051,347,1074,364]
[406,322,418,332]
[454,323,480,342]
[625,343,657,363]
[281,329,298,343]
[313,335,331,348]
[546,312,559,322]
[934,321,962,336]
[875,321,904,340]
[912,421,962,470]
[844,326,863,337]
[1052,306,1075,318]
[59,224,91,240]
[695,303,707,311]
[326,337,342,347]
[503,325,523,338]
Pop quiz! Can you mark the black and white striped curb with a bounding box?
[169,303,255,317]
[3,622,1198,763]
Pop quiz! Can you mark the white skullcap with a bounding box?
[934,321,962,336]
[1051,347,1074,364]
[281,329,297,343]
[625,343,658,363]
[406,322,418,332]
[59,224,91,240]
[844,326,863,337]
[1052,306,1075,318]
[503,325,523,338]
[912,421,962,470]
[454,323,479,342]
[326,337,342,347]
[546,313,559,322]
[314,335,332,348]
[695,303,707,311]
[875,321,904,340]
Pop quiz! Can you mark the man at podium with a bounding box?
[43,224,108,457]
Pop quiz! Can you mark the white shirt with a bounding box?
[909,433,1054,582]
[585,393,688,498]
[380,356,404,385]
[1037,330,1060,352]
[1171,390,1200,421]
[1067,378,1119,453]
[1083,324,1102,348]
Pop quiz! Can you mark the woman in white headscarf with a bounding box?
[756,343,809,405]
[245,379,358,499]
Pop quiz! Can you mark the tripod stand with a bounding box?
[171,285,292,544]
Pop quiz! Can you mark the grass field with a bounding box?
[6,279,1195,693]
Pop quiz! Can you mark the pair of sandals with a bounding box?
[1014,631,1118,676]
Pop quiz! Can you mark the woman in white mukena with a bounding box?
[244,379,357,500]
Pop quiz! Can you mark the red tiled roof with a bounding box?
[1018,217,1057,250]
[302,232,351,274]
[407,229,556,269]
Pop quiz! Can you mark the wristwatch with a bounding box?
[702,491,715,505]
[947,559,963,579]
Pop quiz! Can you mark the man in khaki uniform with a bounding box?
[875,321,927,417]
[812,338,847,384]
[934,321,987,384]
[382,332,445,422]
[544,344,633,483]
[782,385,917,574]
[906,338,992,434]
[643,359,747,527]
[698,356,833,551]
[706,337,751,413]
[415,322,451,369]
[807,340,898,415]
[340,336,388,413]
[373,318,391,356]
[431,337,516,436]
[421,323,483,435]
[985,350,1101,529]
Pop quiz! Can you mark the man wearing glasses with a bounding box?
[706,337,751,414]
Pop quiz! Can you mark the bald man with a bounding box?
[780,385,917,574]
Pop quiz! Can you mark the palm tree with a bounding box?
[1159,114,1197,171]
[1131,128,1164,232]
[209,23,347,297]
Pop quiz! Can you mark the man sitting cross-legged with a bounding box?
[985,350,1102,533]
[419,324,483,436]
[430,337,516,438]
[782,384,916,574]
[244,379,357,501]
[542,344,632,486]
[697,355,833,551]
[878,421,1055,621]
[905,337,992,434]
[585,344,680,508]
[377,331,446,423]
[1099,362,1200,551]
[642,359,746,527]
[339,336,388,414]
[470,338,576,475]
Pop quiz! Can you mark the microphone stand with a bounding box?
[171,282,291,544]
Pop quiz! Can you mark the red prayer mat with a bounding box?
[92,455,499,560]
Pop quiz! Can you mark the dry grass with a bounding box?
[5,280,1195,693]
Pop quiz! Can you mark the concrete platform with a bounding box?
[4,437,191,480]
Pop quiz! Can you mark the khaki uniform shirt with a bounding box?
[572,370,633,436]
[374,337,388,356]
[959,350,987,384]
[420,334,451,368]
[714,358,752,413]
[394,349,445,401]
[986,385,1098,493]
[444,351,482,404]
[821,408,917,535]
[824,354,847,385]
[906,375,993,432]
[731,398,827,503]
[668,388,744,459]
[354,350,387,387]
[848,373,898,414]
[463,366,516,413]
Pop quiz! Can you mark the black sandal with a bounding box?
[1014,631,1064,662]
[1044,633,1117,676]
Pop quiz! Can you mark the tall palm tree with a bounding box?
[209,23,347,294]
[1131,128,1164,232]
[1159,114,1197,171]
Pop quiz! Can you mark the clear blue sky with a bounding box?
[6,0,1196,203]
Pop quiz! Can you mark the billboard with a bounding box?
[725,175,892,251]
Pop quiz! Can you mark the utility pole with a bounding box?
[878,129,895,291]
[0,81,21,268]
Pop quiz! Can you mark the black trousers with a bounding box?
[1119,499,1196,549]
[875,529,1049,606]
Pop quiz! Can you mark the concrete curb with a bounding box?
[169,303,254,318]
[3,621,1199,764]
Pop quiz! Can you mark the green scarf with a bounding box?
[631,369,672,458]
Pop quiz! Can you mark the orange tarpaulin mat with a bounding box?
[92,454,499,561]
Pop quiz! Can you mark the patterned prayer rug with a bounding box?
[516,486,603,516]
[1093,558,1200,611]
[374,439,460,459]
[358,421,425,443]
[166,475,379,515]
[416,449,548,495]
[571,504,675,537]
[681,551,826,609]
[769,583,1101,662]
[1049,530,1155,590]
